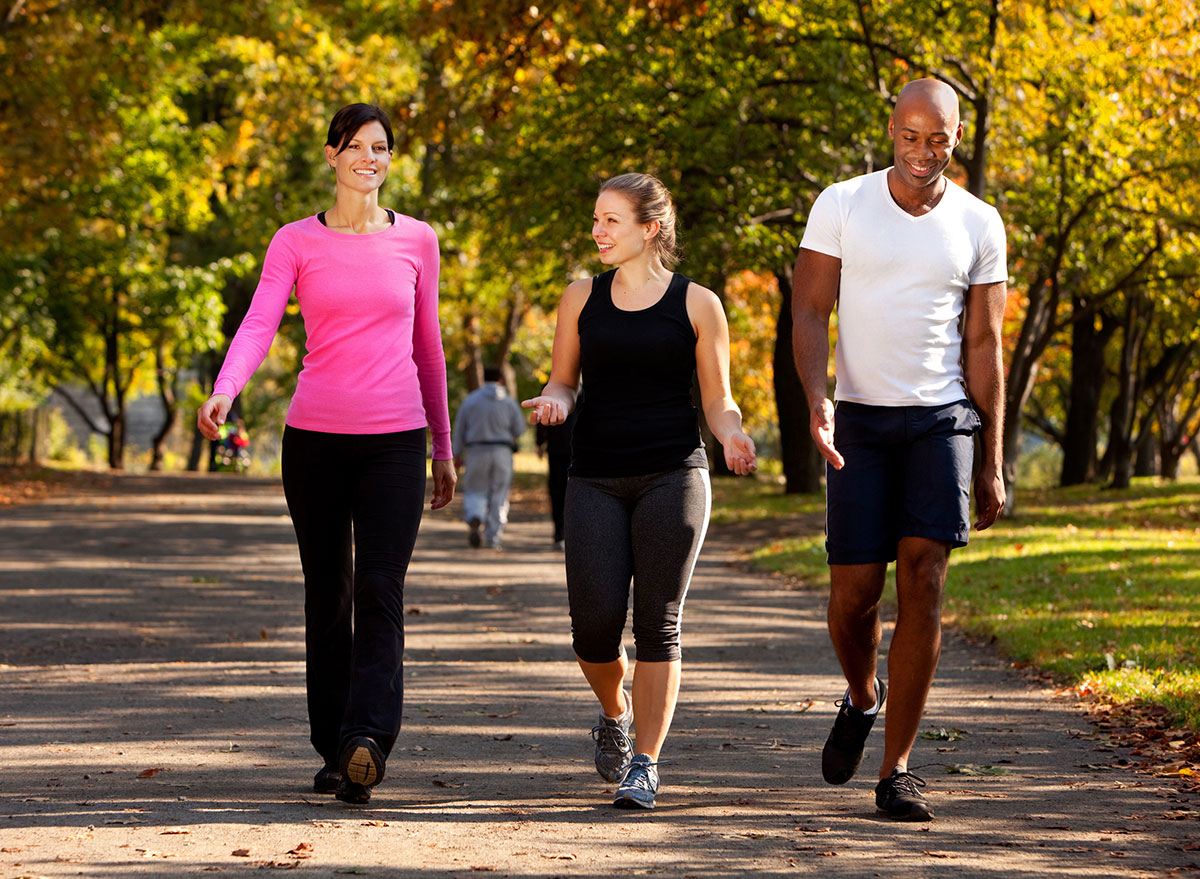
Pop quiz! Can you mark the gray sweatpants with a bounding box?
[462,444,515,543]
[564,467,711,663]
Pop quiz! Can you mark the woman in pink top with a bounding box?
[197,103,456,805]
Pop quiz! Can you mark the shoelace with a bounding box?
[889,771,927,796]
[591,723,633,754]
[619,760,661,791]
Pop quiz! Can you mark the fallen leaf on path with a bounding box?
[248,860,298,869]
[817,851,837,857]
[137,768,164,778]
[920,727,968,741]
[232,849,251,857]
[541,854,576,860]
[470,867,497,872]
[159,828,190,835]
[794,826,831,833]
[487,710,520,718]
[923,851,959,859]
[432,779,465,788]
[334,870,367,875]
[361,820,390,827]
[946,764,1010,776]
[287,842,313,858]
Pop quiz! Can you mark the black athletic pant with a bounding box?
[564,467,711,663]
[281,425,426,766]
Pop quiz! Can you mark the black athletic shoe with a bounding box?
[875,769,933,821]
[821,677,886,785]
[313,765,342,794]
[335,778,371,805]
[339,736,386,787]
[468,517,483,548]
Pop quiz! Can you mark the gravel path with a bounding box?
[1,472,1197,878]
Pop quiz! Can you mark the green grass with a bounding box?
[710,473,1200,731]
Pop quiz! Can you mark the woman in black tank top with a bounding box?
[522,173,757,810]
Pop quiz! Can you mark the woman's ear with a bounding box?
[644,220,660,242]
[324,144,338,168]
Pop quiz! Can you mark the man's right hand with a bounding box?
[810,398,845,470]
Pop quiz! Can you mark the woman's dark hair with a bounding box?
[599,172,681,267]
[326,103,394,155]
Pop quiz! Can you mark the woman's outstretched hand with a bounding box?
[522,395,568,426]
[723,431,758,476]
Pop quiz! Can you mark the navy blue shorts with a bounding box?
[825,400,980,565]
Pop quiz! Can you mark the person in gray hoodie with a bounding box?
[452,366,527,549]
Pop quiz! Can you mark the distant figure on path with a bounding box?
[523,172,757,810]
[197,103,456,806]
[535,388,580,550]
[791,78,1007,821]
[452,366,526,549]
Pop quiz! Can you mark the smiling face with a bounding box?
[887,84,963,196]
[324,120,392,194]
[592,189,657,265]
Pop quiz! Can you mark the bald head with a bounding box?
[894,79,961,127]
[887,78,964,201]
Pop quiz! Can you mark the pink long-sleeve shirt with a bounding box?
[212,214,452,459]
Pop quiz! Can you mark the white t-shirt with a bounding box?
[799,168,1007,406]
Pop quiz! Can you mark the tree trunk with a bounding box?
[1134,423,1158,476]
[1060,302,1114,485]
[1108,295,1149,489]
[773,269,822,494]
[149,340,177,471]
[1001,276,1057,515]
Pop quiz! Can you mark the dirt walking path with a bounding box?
[1,472,1197,878]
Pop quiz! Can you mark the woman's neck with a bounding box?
[614,254,669,294]
[327,191,386,234]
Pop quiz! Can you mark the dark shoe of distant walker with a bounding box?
[335,778,371,805]
[613,754,659,810]
[875,769,933,821]
[340,736,386,789]
[822,677,887,785]
[591,696,634,782]
[468,517,482,548]
[313,764,342,794]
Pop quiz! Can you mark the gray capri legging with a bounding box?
[564,466,711,663]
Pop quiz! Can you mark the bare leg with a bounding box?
[880,536,950,778]
[629,659,681,760]
[827,563,888,710]
[576,653,629,719]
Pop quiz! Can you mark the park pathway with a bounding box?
[0,472,1197,878]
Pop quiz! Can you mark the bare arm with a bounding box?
[791,247,844,469]
[522,279,590,425]
[689,283,757,476]
[963,280,1007,529]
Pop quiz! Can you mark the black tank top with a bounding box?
[570,270,707,477]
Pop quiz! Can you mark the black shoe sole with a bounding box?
[340,737,385,787]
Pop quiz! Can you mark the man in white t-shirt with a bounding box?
[791,78,1008,822]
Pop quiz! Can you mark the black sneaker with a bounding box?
[821,677,886,785]
[335,778,371,805]
[313,765,341,794]
[875,769,933,821]
[339,736,385,787]
[468,517,482,548]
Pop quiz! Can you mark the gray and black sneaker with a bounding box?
[821,676,887,784]
[875,769,933,821]
[613,754,659,809]
[591,698,633,782]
